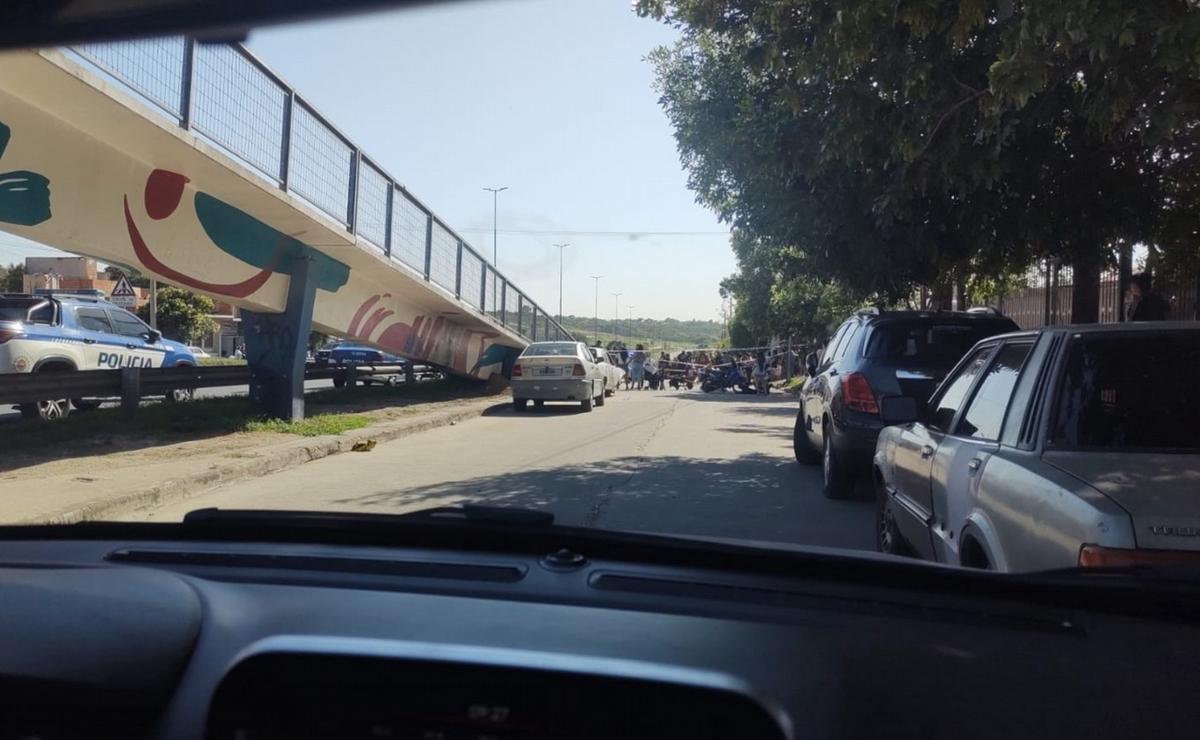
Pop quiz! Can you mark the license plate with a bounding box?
[535,366,561,376]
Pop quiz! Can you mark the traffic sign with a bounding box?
[110,274,138,308]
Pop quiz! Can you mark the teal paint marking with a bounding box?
[0,121,51,226]
[194,192,350,293]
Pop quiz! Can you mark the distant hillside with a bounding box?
[557,315,723,349]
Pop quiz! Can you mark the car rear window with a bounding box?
[1050,331,1200,451]
[0,297,54,324]
[521,342,578,357]
[864,319,1015,362]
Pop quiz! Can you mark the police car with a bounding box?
[0,293,197,419]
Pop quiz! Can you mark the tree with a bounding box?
[2,263,24,292]
[638,0,1200,321]
[137,286,217,344]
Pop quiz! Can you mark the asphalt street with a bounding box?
[130,388,877,553]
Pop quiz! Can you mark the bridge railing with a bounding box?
[68,38,574,344]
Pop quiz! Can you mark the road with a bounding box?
[131,389,876,552]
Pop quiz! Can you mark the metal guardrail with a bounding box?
[67,39,574,343]
[0,363,411,408]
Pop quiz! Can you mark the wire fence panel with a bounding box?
[518,299,534,338]
[390,191,427,274]
[75,37,186,117]
[354,161,389,250]
[191,44,287,181]
[459,251,483,308]
[504,284,520,330]
[429,222,458,291]
[541,315,551,341]
[288,102,352,224]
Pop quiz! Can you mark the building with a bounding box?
[22,256,148,308]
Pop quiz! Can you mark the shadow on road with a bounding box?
[330,453,875,550]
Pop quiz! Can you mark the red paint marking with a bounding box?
[124,195,277,298]
[144,169,190,220]
[359,307,395,339]
[347,295,382,337]
[376,320,413,352]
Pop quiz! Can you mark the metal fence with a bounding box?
[69,38,570,344]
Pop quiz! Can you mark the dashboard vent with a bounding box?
[107,548,526,583]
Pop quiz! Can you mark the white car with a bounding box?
[588,346,625,396]
[187,346,211,358]
[511,341,608,412]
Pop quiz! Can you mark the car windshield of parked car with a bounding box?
[865,320,1012,363]
[1050,332,1200,451]
[520,343,579,357]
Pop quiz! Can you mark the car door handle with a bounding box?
[967,458,982,474]
[82,338,96,344]
[125,343,138,349]
[920,445,935,459]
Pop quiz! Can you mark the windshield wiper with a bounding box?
[183,505,556,528]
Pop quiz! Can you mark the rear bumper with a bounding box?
[831,415,885,469]
[511,378,594,401]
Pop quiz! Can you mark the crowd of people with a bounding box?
[600,341,790,392]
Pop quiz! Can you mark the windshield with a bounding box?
[1,0,1198,579]
[520,343,579,357]
[1050,332,1200,451]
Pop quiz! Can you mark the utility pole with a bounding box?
[611,292,623,343]
[590,275,603,345]
[483,186,507,306]
[149,279,158,329]
[553,243,569,322]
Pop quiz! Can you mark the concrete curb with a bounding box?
[26,397,503,524]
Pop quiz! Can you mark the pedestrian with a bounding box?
[628,343,647,390]
[1126,272,1170,321]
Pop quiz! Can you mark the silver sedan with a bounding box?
[511,341,608,412]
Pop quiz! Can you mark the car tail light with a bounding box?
[572,363,586,376]
[1078,544,1200,568]
[0,327,22,344]
[512,363,523,377]
[842,372,878,413]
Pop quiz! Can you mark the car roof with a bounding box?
[851,309,1017,326]
[967,321,1199,346]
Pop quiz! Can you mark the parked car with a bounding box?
[187,345,211,358]
[872,322,1200,572]
[0,293,197,419]
[795,308,1019,498]
[588,346,625,396]
[511,341,607,412]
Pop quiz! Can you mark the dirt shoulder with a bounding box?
[0,381,506,524]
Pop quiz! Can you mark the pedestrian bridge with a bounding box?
[0,39,571,413]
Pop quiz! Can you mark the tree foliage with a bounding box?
[137,286,217,344]
[638,0,1200,309]
[0,263,23,292]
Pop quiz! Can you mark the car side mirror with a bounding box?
[879,396,920,425]
[804,352,818,376]
[145,329,162,344]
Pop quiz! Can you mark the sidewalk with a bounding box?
[0,395,502,524]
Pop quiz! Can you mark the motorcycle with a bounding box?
[701,363,754,393]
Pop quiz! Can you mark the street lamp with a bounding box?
[483,186,507,306]
[611,292,623,343]
[589,275,603,344]
[553,242,569,323]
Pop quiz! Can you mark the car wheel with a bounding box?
[513,398,526,412]
[596,383,606,406]
[164,387,194,403]
[71,398,103,412]
[21,398,71,421]
[332,376,346,388]
[875,477,912,556]
[581,395,593,412]
[534,400,545,408]
[793,414,820,465]
[821,429,853,499]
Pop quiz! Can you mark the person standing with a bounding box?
[628,343,647,390]
[1126,272,1170,321]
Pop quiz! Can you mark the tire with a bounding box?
[20,398,71,421]
[534,400,545,408]
[581,395,593,412]
[595,382,606,406]
[71,398,103,411]
[332,376,346,388]
[513,398,526,412]
[875,477,913,556]
[793,414,820,464]
[164,387,194,403]
[821,428,854,499]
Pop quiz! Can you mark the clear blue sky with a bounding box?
[1,0,735,322]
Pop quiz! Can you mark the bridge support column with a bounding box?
[242,254,317,421]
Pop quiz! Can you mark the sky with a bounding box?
[1,0,735,322]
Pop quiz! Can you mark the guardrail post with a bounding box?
[120,367,141,417]
[243,253,318,420]
[423,213,433,281]
[405,362,415,384]
[179,37,196,130]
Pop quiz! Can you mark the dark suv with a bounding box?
[795,308,1019,498]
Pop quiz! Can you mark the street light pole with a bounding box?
[589,275,603,344]
[553,243,569,323]
[611,292,623,343]
[483,186,507,307]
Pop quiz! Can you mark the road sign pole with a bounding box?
[149,280,158,329]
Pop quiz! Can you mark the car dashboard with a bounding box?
[0,525,1198,739]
